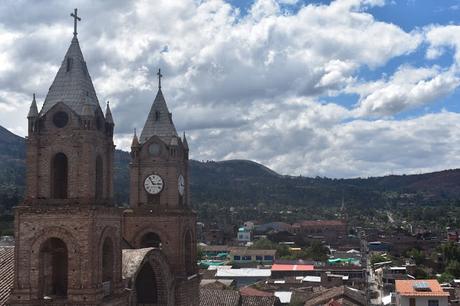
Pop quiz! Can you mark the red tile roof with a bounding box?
[0,246,14,306]
[240,287,273,297]
[395,280,449,297]
[271,264,314,271]
[299,220,346,227]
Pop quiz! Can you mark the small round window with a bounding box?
[149,143,161,156]
[53,111,69,128]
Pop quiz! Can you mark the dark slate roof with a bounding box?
[27,94,38,118]
[241,296,280,306]
[0,246,14,306]
[200,289,240,306]
[40,36,101,116]
[139,89,178,144]
[303,286,366,306]
[105,102,114,124]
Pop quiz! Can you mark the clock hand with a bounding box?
[149,177,155,184]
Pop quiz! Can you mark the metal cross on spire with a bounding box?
[70,8,81,36]
[157,69,163,89]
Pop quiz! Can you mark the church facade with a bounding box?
[7,10,199,306]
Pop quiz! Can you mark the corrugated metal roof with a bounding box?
[271,264,314,271]
[274,291,292,304]
[216,268,271,278]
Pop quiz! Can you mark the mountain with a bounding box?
[0,126,25,211]
[1,125,460,214]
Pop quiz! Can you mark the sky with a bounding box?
[1,0,460,178]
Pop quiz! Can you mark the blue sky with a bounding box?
[228,0,460,116]
[1,0,460,177]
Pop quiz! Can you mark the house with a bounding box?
[292,220,347,239]
[230,249,276,265]
[216,268,272,288]
[254,222,292,234]
[447,230,459,242]
[394,280,449,306]
[302,286,366,306]
[238,227,252,244]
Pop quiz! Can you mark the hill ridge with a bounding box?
[1,125,460,214]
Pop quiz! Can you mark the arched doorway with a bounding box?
[51,153,68,199]
[102,237,114,282]
[184,231,194,275]
[95,155,103,199]
[135,262,157,304]
[39,238,68,298]
[140,232,161,248]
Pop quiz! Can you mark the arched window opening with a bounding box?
[95,155,103,199]
[135,262,158,304]
[140,232,161,248]
[51,153,68,199]
[39,238,68,298]
[102,238,114,282]
[184,231,194,275]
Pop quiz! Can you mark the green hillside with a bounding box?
[1,125,460,217]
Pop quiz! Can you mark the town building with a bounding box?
[230,248,276,265]
[394,280,449,306]
[237,227,252,245]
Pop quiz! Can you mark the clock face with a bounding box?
[178,174,185,196]
[144,174,163,195]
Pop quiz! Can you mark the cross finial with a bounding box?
[70,8,81,36]
[157,69,163,89]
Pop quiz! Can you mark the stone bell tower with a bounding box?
[122,70,199,306]
[9,9,127,305]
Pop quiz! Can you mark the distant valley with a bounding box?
[1,125,460,217]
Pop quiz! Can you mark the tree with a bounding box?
[197,245,205,260]
[406,248,425,265]
[446,260,460,278]
[370,254,388,266]
[438,272,454,283]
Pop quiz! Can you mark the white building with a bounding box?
[237,227,251,244]
[395,280,449,306]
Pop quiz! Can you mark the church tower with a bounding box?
[123,70,199,306]
[9,10,127,305]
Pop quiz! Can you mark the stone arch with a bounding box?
[131,249,175,306]
[46,144,76,199]
[102,237,114,282]
[98,226,120,284]
[51,152,68,199]
[140,232,162,248]
[30,227,81,299]
[183,229,195,276]
[39,237,68,298]
[133,226,171,249]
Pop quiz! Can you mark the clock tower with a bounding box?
[122,70,199,306]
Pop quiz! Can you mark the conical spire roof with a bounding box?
[131,129,140,147]
[40,36,100,116]
[139,88,178,143]
[183,132,189,150]
[27,93,38,118]
[105,101,114,124]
